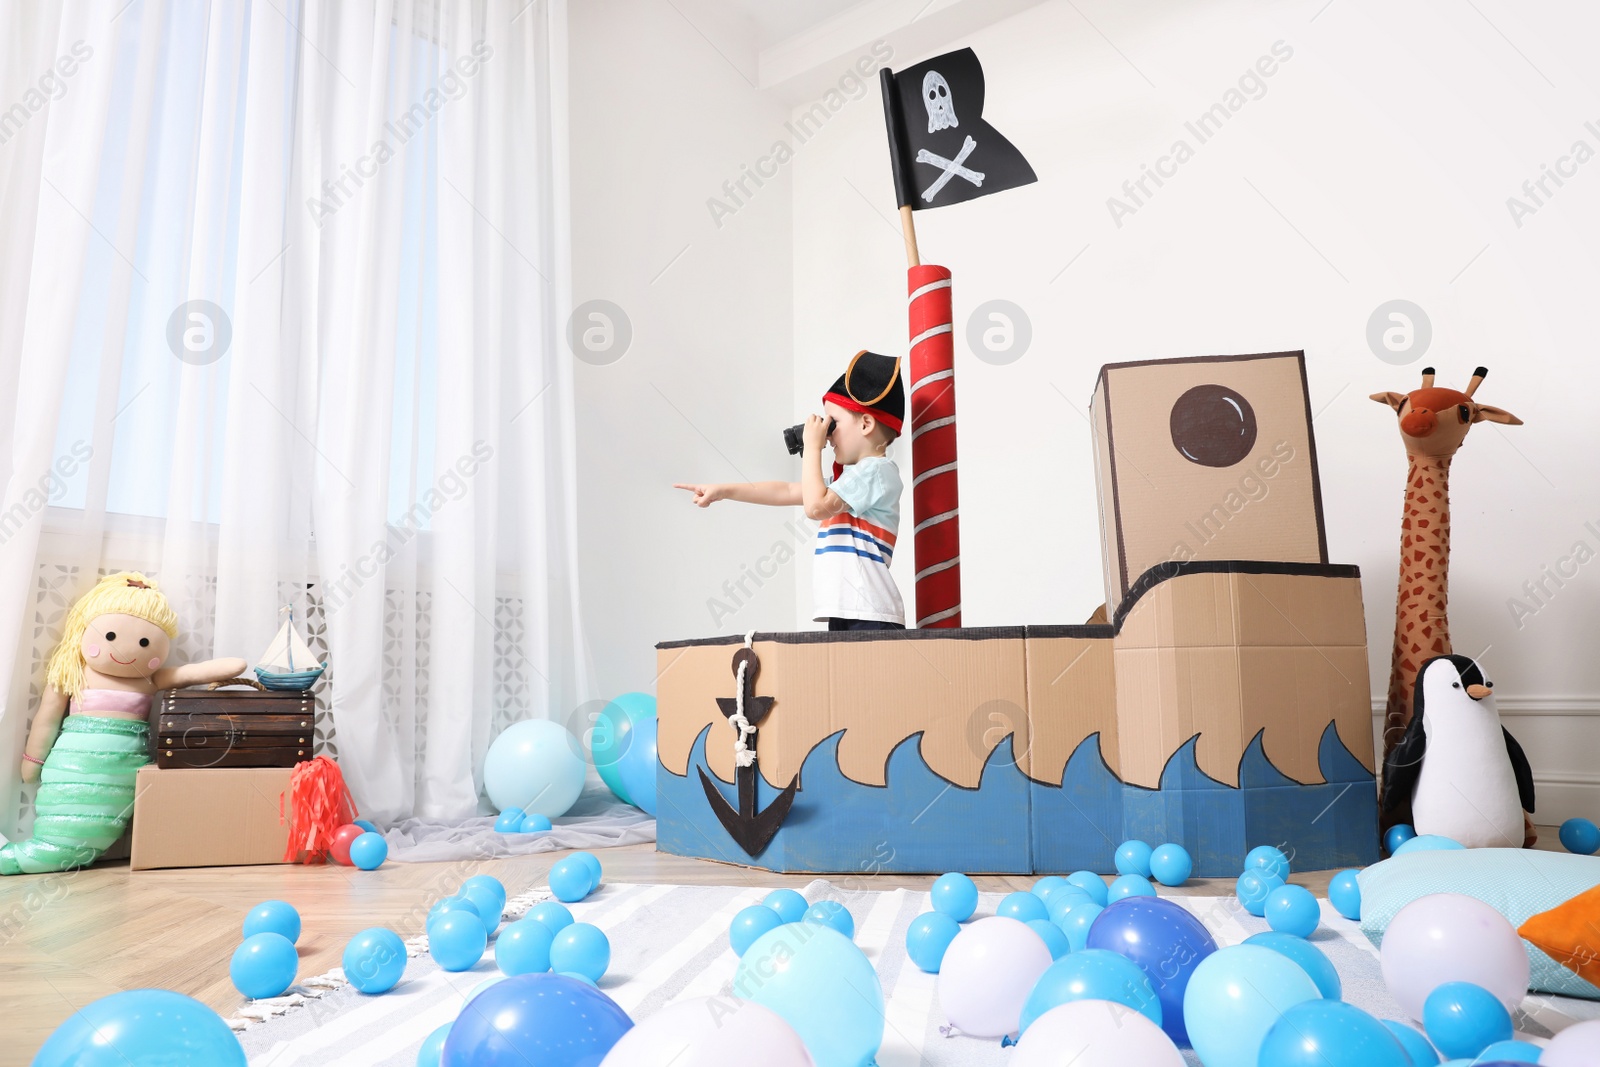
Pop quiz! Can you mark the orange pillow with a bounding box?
[1520,883,1600,988]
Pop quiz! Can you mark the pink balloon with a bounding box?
[1540,1019,1600,1067]
[937,916,1053,1038]
[1378,893,1529,1020]
[599,997,814,1067]
[1013,1000,1185,1067]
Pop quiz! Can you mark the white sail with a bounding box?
[258,619,320,672]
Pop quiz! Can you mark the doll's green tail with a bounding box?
[1,715,149,875]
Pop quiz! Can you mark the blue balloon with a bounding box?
[734,924,883,1067]
[1108,874,1156,901]
[1027,918,1071,959]
[460,887,505,934]
[1149,843,1193,886]
[525,901,574,938]
[442,973,632,1067]
[931,872,977,922]
[905,911,961,972]
[1244,931,1341,1000]
[32,990,247,1066]
[570,851,603,890]
[518,812,552,833]
[243,899,301,943]
[1385,823,1417,854]
[1559,817,1600,855]
[616,713,658,815]
[998,891,1050,923]
[804,899,855,939]
[462,875,508,913]
[353,818,379,834]
[484,719,587,819]
[764,888,809,924]
[1183,945,1322,1067]
[1245,844,1291,881]
[730,905,785,956]
[1476,1040,1542,1062]
[417,1022,451,1067]
[1381,1020,1441,1066]
[1236,868,1285,916]
[1423,982,1511,1060]
[495,809,525,832]
[1328,869,1362,920]
[1265,884,1320,938]
[343,927,407,994]
[549,858,592,903]
[231,932,298,999]
[549,922,610,982]
[592,692,655,806]
[495,918,555,976]
[1031,875,1068,902]
[430,896,482,931]
[1020,948,1161,1033]
[1045,885,1093,924]
[1115,839,1154,877]
[1056,901,1103,952]
[556,970,597,986]
[1066,870,1109,906]
[349,831,388,870]
[1085,895,1217,1046]
[429,913,488,972]
[1259,1000,1412,1067]
[1394,834,1466,856]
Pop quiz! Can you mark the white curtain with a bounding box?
[0,0,589,832]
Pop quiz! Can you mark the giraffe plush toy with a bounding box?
[1371,365,1528,842]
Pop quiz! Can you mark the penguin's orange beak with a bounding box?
[1466,683,1493,700]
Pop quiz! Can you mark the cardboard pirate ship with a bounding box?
[655,352,1379,875]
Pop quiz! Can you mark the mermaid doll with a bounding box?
[2,572,246,875]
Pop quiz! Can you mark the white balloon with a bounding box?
[1378,892,1530,1020]
[599,996,815,1067]
[1012,1000,1185,1067]
[937,916,1053,1038]
[1541,1019,1600,1067]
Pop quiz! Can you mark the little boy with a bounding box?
[675,350,906,630]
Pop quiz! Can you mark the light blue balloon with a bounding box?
[243,900,301,943]
[1149,843,1193,887]
[494,809,524,832]
[429,896,481,931]
[1244,931,1341,999]
[764,888,808,924]
[1245,844,1291,881]
[460,875,507,914]
[517,811,552,833]
[549,922,610,982]
[32,990,247,1066]
[1045,885,1093,924]
[1115,839,1154,877]
[495,918,555,975]
[570,851,603,891]
[730,904,785,956]
[930,872,977,922]
[1055,901,1102,952]
[524,901,574,938]
[556,970,597,986]
[905,911,961,972]
[1476,1039,1542,1062]
[231,932,298,999]
[1258,1000,1412,1067]
[1384,823,1417,854]
[343,927,407,994]
[734,924,883,1067]
[997,891,1049,923]
[1381,1020,1441,1066]
[616,713,658,815]
[594,692,656,805]
[1394,834,1465,856]
[1066,870,1109,906]
[1265,884,1320,938]
[1184,945,1321,1067]
[1236,868,1285,916]
[349,831,387,870]
[416,1022,450,1067]
[1422,981,1510,1059]
[804,899,855,939]
[1026,918,1071,959]
[1032,875,1069,902]
[483,719,587,818]
[1019,948,1161,1033]
[549,857,592,903]
[1108,874,1156,901]
[1329,869,1362,920]
[353,818,379,834]
[428,913,487,972]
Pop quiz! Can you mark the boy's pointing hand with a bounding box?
[674,483,726,507]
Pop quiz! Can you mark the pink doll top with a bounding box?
[70,689,153,719]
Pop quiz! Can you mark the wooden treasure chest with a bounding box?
[152,685,317,769]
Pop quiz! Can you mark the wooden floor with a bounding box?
[0,829,1566,1065]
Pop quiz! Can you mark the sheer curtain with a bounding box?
[0,0,589,833]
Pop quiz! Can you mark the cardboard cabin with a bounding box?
[655,352,1379,875]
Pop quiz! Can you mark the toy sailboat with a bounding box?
[254,608,326,691]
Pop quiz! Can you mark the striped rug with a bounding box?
[235,882,1599,1066]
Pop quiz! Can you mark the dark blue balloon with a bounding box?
[1084,894,1217,1047]
[1259,999,1411,1067]
[442,973,632,1067]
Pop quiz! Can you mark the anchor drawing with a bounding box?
[698,645,799,857]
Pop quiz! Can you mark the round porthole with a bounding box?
[1170,384,1257,467]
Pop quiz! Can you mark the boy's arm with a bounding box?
[675,481,800,507]
[800,415,849,521]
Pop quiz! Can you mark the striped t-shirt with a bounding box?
[813,455,906,625]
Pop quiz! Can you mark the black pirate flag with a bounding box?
[879,48,1036,211]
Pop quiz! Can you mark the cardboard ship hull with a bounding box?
[655,561,1380,876]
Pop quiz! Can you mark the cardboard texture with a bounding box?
[129,765,294,870]
[656,353,1378,876]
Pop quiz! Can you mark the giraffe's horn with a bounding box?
[1464,366,1488,398]
[1420,366,1435,389]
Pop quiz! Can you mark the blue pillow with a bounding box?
[1358,849,1600,1000]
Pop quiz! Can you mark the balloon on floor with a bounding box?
[32,990,248,1066]
[483,719,587,818]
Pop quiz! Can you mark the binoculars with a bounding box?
[783,418,837,455]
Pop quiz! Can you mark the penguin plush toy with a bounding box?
[1382,654,1535,849]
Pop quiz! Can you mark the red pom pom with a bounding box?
[280,756,360,863]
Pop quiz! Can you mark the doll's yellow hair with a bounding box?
[45,572,179,697]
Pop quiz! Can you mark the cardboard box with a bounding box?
[130,765,294,870]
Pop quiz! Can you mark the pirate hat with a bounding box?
[822,350,904,435]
